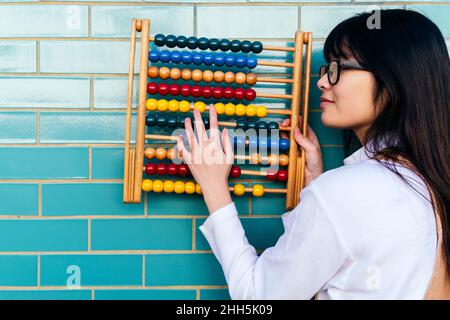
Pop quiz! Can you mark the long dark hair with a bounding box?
[323,9,450,271]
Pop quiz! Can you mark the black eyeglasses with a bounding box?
[319,60,369,85]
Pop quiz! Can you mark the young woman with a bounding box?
[177,9,450,299]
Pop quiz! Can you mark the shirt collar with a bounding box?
[343,133,397,166]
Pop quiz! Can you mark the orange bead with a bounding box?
[224,71,235,84]
[159,67,170,80]
[203,70,214,83]
[148,66,159,78]
[170,68,181,80]
[235,72,246,85]
[144,147,156,159]
[181,69,192,81]
[268,154,279,166]
[155,147,167,160]
[250,153,260,165]
[246,73,257,85]
[166,148,177,161]
[192,69,203,82]
[213,71,224,83]
[279,154,289,166]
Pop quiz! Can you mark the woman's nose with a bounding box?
[317,74,331,91]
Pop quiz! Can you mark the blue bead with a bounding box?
[247,55,258,69]
[214,54,226,66]
[225,54,236,67]
[181,51,193,64]
[192,52,204,65]
[270,138,279,150]
[279,138,290,151]
[149,49,160,62]
[235,55,247,68]
[159,50,171,63]
[170,51,182,63]
[234,135,246,148]
[203,53,214,65]
[248,135,258,150]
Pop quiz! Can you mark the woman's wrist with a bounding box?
[202,182,233,214]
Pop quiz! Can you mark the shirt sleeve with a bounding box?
[198,185,353,300]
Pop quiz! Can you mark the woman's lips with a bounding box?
[320,97,334,109]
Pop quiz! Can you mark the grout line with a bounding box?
[91,289,95,300]
[298,6,301,32]
[142,255,145,287]
[37,255,41,288]
[89,77,94,110]
[38,183,42,217]
[88,218,91,252]
[0,285,228,290]
[36,40,40,74]
[192,218,196,251]
[36,111,40,145]
[88,5,92,38]
[196,289,200,300]
[0,250,216,255]
[88,145,92,180]
[193,5,197,37]
[144,191,148,217]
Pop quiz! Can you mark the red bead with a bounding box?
[156,163,167,175]
[234,88,246,100]
[212,87,223,99]
[167,164,178,175]
[147,82,158,95]
[266,170,277,181]
[223,87,235,99]
[230,165,241,178]
[202,86,213,99]
[277,169,288,181]
[178,164,190,176]
[180,84,191,97]
[191,85,202,98]
[158,83,170,96]
[144,163,156,175]
[169,84,180,96]
[245,88,256,101]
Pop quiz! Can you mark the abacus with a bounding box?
[123,19,313,210]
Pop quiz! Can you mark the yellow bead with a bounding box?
[235,104,246,116]
[225,103,236,116]
[174,181,185,194]
[214,103,225,115]
[146,99,158,111]
[142,179,153,192]
[233,184,245,196]
[256,106,267,118]
[163,180,174,193]
[185,182,196,194]
[194,101,206,113]
[152,180,164,193]
[157,99,169,112]
[246,104,257,117]
[252,184,264,197]
[195,184,202,195]
[168,100,179,112]
[179,100,191,113]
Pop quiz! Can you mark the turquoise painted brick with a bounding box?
[0,256,37,286]
[0,112,36,144]
[311,42,326,76]
[91,6,194,38]
[309,111,343,145]
[200,289,230,300]
[0,77,90,108]
[251,181,287,215]
[406,5,450,37]
[146,254,226,286]
[0,219,87,251]
[196,216,283,251]
[92,147,124,179]
[197,6,298,38]
[93,77,138,109]
[0,6,88,37]
[42,183,144,216]
[41,41,139,74]
[322,146,346,171]
[40,112,136,144]
[41,255,142,286]
[0,147,88,179]
[91,218,192,250]
[251,0,349,2]
[0,184,38,215]
[0,41,36,72]
[95,289,196,300]
[309,76,322,109]
[0,290,91,300]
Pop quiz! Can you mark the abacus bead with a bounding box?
[246,73,257,85]
[223,87,235,99]
[246,105,257,117]
[158,83,170,96]
[241,40,252,53]
[235,55,247,68]
[245,89,257,101]
[247,120,257,130]
[225,102,236,115]
[179,100,191,112]
[214,103,225,114]
[233,184,245,196]
[234,88,246,100]
[149,49,160,62]
[155,147,167,160]
[266,170,277,181]
[145,163,156,175]
[213,71,225,83]
[191,69,203,82]
[198,37,209,50]
[279,138,290,151]
[212,87,223,99]
[178,164,190,176]
[268,154,279,166]
[167,116,179,128]
[209,38,220,51]
[167,164,178,175]
[170,68,181,80]
[156,114,168,127]
[168,100,179,112]
[146,98,158,111]
[253,184,264,197]
[142,179,153,192]
[225,54,236,67]
[235,72,246,85]
[159,50,171,63]
[203,53,214,65]
[224,71,235,84]
[191,85,202,98]
[148,66,159,78]
[156,163,167,175]
[167,148,177,160]
[279,154,289,166]
[159,67,170,79]
[202,117,210,129]
[153,180,164,193]
[174,181,185,194]
[194,101,206,113]
[247,55,258,68]
[277,170,288,182]
[164,180,174,193]
[230,165,241,178]
[214,54,226,66]
[235,104,246,116]
[219,39,231,51]
[181,69,191,81]
[203,70,214,82]
[176,35,188,48]
[170,51,182,64]
[192,52,204,65]
[147,82,158,95]
[181,51,193,64]
[187,36,198,50]
[145,114,157,127]
[180,84,191,97]
[256,105,267,117]
[165,35,177,48]
[195,184,202,195]
[154,34,166,47]
[230,40,241,52]
[250,153,260,164]
[169,84,180,96]
[251,41,263,54]
[185,182,196,194]
[236,118,247,130]
[268,121,279,130]
[257,121,268,130]
[202,86,213,99]
[144,147,156,159]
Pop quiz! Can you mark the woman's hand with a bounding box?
[281,116,323,187]
[177,106,234,214]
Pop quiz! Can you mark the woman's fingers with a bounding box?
[222,128,234,164]
[208,105,220,143]
[294,126,317,153]
[192,108,207,143]
[176,135,192,164]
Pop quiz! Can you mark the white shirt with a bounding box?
[199,143,437,299]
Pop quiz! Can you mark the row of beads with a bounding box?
[142,179,202,194]
[146,99,268,118]
[234,136,290,151]
[144,163,190,176]
[148,66,257,85]
[147,82,257,101]
[229,166,288,181]
[154,34,263,54]
[149,50,257,69]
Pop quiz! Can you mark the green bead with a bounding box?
[176,36,188,48]
[252,41,263,54]
[247,120,257,130]
[257,121,268,130]
[156,115,168,127]
[209,38,220,51]
[167,116,179,128]
[230,40,242,53]
[187,36,198,49]
[165,35,177,48]
[219,39,230,51]
[198,37,209,50]
[241,40,252,53]
[154,34,166,47]
[145,114,157,127]
[268,121,279,130]
[236,118,248,130]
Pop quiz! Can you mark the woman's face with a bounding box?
[316,58,378,141]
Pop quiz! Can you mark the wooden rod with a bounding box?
[228,187,287,194]
[217,120,291,132]
[263,45,295,52]
[257,92,293,100]
[259,60,294,68]
[257,77,294,84]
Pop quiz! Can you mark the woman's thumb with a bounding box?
[294,127,316,152]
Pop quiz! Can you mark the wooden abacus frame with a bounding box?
[123,18,313,210]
